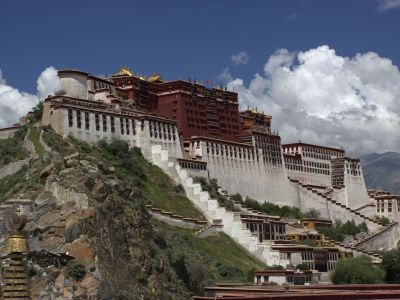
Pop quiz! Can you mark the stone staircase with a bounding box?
[323,238,382,263]
[145,204,208,229]
[352,221,399,251]
[288,178,400,253]
[150,145,290,267]
[290,178,382,231]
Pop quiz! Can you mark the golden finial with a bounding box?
[4,207,29,254]
[2,207,31,299]
[113,65,133,77]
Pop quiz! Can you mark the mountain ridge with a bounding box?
[360,151,400,195]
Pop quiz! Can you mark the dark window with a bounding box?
[68,109,73,127]
[120,118,124,134]
[126,118,130,135]
[110,116,115,133]
[84,112,90,130]
[95,114,100,131]
[102,115,107,132]
[76,110,82,129]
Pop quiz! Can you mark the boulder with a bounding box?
[64,158,78,168]
[40,163,54,178]
[64,152,80,168]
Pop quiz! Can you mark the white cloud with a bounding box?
[231,51,249,65]
[226,45,400,155]
[217,68,233,83]
[37,66,59,99]
[0,66,59,128]
[377,0,400,11]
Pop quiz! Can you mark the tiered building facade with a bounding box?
[33,66,400,272]
[42,67,370,214]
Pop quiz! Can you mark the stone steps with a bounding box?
[151,145,289,267]
[293,179,382,230]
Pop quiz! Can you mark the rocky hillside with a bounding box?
[0,126,264,299]
[361,152,400,194]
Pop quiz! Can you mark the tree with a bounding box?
[331,256,384,284]
[382,249,400,283]
[295,263,310,271]
[64,260,86,281]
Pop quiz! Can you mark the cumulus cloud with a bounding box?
[217,68,233,83]
[0,67,59,128]
[37,66,59,99]
[377,0,400,11]
[231,51,249,65]
[226,45,400,155]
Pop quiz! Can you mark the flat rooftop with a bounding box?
[194,284,400,299]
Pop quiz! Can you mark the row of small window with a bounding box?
[255,137,280,146]
[302,147,341,156]
[376,201,400,213]
[346,163,360,170]
[246,223,285,234]
[205,142,254,160]
[286,164,303,171]
[287,276,312,283]
[93,81,112,91]
[149,121,176,141]
[284,157,302,165]
[260,148,283,164]
[304,160,329,169]
[68,109,136,135]
[347,170,361,176]
[178,161,206,171]
[304,167,330,175]
[68,109,90,130]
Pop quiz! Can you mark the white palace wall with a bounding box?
[343,172,369,209]
[43,105,183,160]
[190,140,300,207]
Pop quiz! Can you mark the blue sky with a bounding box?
[1,0,400,154]
[0,0,399,93]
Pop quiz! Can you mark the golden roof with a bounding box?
[113,66,133,77]
[147,73,163,82]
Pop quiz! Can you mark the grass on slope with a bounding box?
[195,232,265,282]
[153,219,265,285]
[0,127,29,168]
[27,127,44,156]
[143,161,204,219]
[0,156,46,201]
[42,126,76,155]
[68,136,205,220]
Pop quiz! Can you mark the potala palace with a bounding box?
[3,67,400,278]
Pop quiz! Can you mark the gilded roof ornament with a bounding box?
[147,73,163,82]
[4,207,29,255]
[113,66,133,77]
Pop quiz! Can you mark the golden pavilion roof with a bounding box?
[113,66,133,77]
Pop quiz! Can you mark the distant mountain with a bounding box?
[360,152,400,195]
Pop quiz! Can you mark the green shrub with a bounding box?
[375,215,390,226]
[0,127,29,167]
[215,262,242,278]
[42,126,76,155]
[295,263,310,271]
[319,220,368,242]
[246,197,304,219]
[331,256,384,284]
[174,184,185,194]
[64,260,86,281]
[230,193,243,203]
[382,249,400,283]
